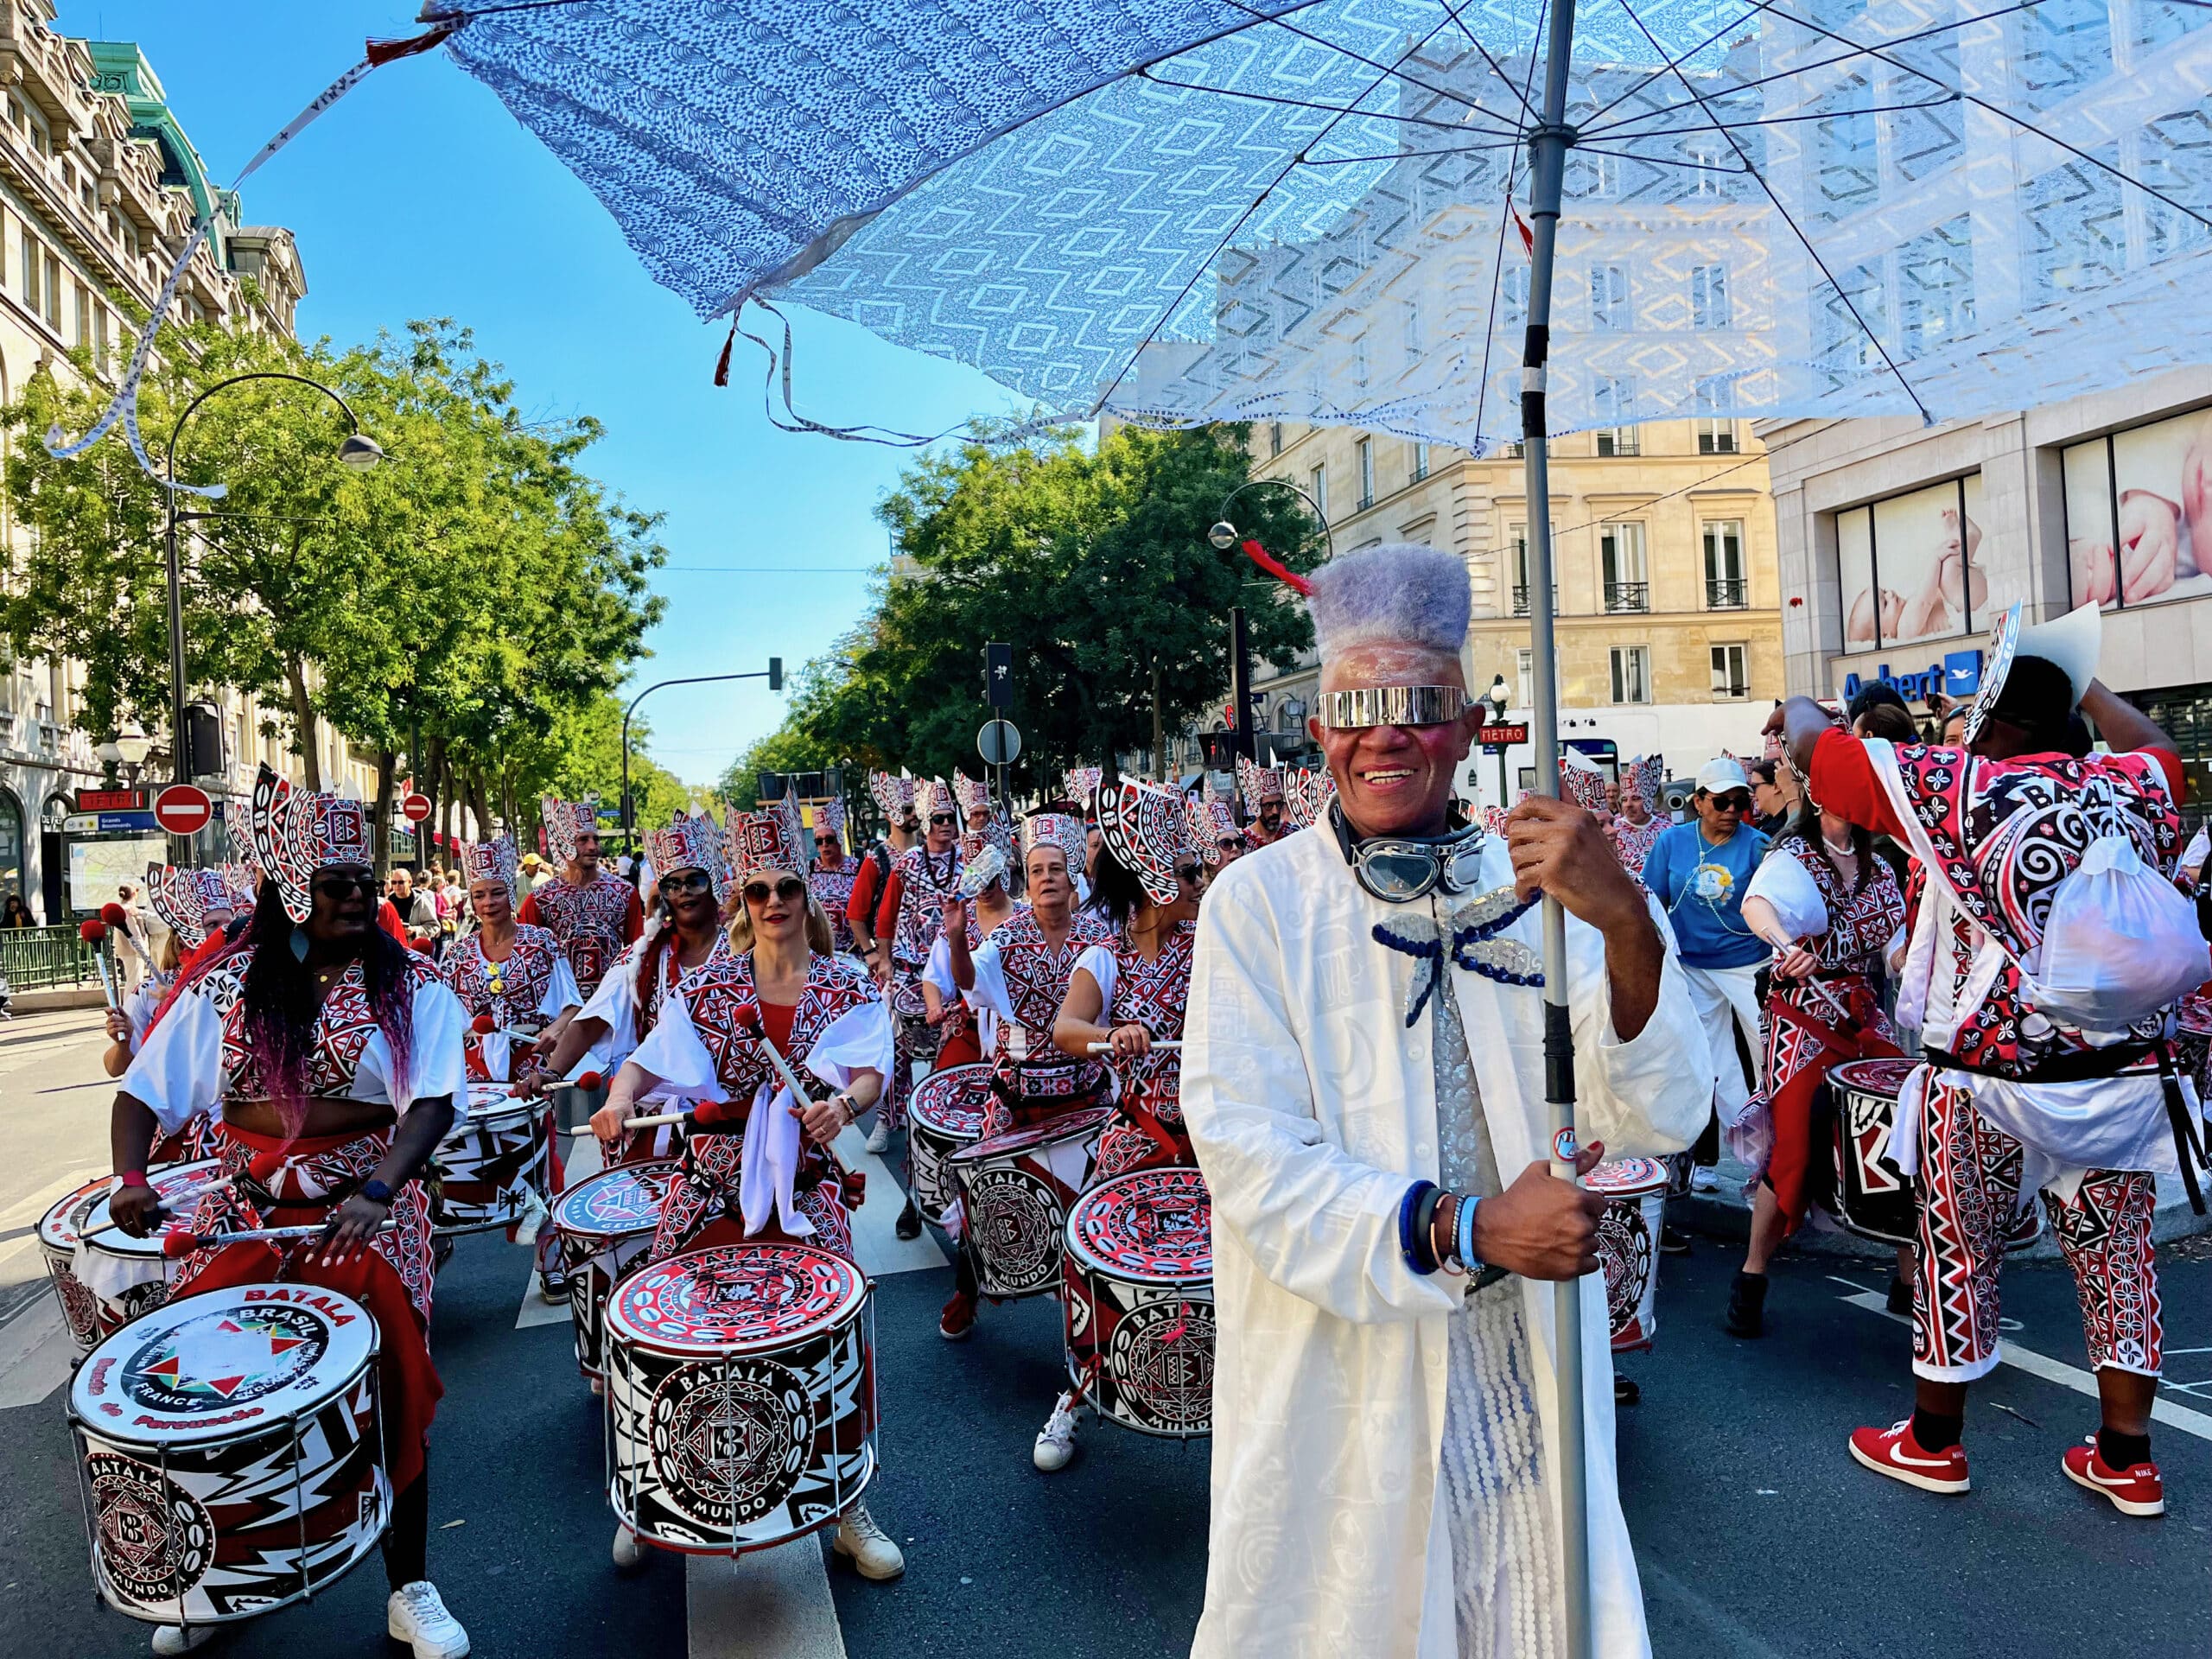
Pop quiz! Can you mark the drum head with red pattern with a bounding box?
[551,1160,680,1244]
[79,1160,227,1261]
[1068,1167,1212,1284]
[950,1104,1115,1167]
[39,1175,112,1254]
[1827,1058,1916,1097]
[607,1243,866,1353]
[1586,1156,1669,1198]
[909,1064,992,1137]
[465,1081,536,1126]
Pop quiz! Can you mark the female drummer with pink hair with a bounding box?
[588,797,905,1583]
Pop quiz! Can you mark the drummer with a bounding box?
[442,835,582,1298]
[806,798,865,957]
[589,796,904,1581]
[103,766,470,1659]
[922,839,1017,1071]
[1031,778,1203,1473]
[1724,791,1907,1337]
[935,814,1109,1340]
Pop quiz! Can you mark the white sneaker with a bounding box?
[387,1580,470,1659]
[1033,1390,1081,1472]
[830,1503,906,1580]
[864,1120,892,1155]
[611,1521,646,1570]
[1691,1166,1719,1193]
[150,1628,214,1655]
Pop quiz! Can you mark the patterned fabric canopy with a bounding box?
[439,0,2212,447]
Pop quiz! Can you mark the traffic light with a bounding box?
[767,657,784,692]
[984,641,1013,708]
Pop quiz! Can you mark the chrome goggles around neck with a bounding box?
[1329,801,1489,904]
[1312,684,1468,730]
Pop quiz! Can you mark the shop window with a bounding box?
[1834,474,1985,649]
[2061,404,2211,612]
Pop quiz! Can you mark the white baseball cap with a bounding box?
[1695,758,1750,794]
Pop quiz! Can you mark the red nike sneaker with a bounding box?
[938,1288,977,1341]
[2063,1437,2165,1516]
[1848,1420,1971,1495]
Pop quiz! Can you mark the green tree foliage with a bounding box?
[722,423,1319,803]
[0,315,664,856]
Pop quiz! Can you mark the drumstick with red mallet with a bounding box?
[99,901,155,972]
[560,1071,691,1137]
[78,917,118,1011]
[159,1219,396,1255]
[80,1147,299,1238]
[1086,1039,1181,1053]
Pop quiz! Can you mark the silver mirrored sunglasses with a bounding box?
[1313,684,1469,730]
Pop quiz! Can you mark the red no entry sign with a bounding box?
[402,792,433,823]
[152,784,213,836]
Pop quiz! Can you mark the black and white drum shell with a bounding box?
[1586,1157,1669,1353]
[74,1160,228,1339]
[67,1283,387,1626]
[948,1106,1113,1299]
[1063,1166,1215,1438]
[430,1083,547,1236]
[1825,1058,2040,1252]
[603,1242,875,1555]
[41,1174,115,1353]
[551,1160,681,1380]
[906,1064,990,1224]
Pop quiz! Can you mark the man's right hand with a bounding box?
[1471,1146,1607,1281]
[104,1008,130,1043]
[110,1182,164,1237]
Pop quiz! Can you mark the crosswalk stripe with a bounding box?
[687,1541,847,1659]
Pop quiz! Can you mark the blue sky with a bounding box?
[71,3,1011,785]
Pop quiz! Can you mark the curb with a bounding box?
[10,987,105,1014]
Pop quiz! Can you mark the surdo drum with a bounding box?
[906,1064,990,1224]
[948,1105,1113,1299]
[603,1242,875,1554]
[1063,1167,1215,1438]
[67,1283,387,1628]
[75,1160,229,1339]
[1824,1058,2040,1252]
[552,1160,681,1381]
[1587,1158,1669,1352]
[429,1082,548,1236]
[41,1174,117,1353]
[2176,995,2212,1103]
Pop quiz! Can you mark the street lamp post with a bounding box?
[162,372,381,855]
[1205,480,1332,785]
[1488,675,1512,810]
[620,660,783,852]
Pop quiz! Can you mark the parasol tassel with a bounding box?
[713,315,739,387]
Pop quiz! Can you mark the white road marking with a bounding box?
[1830,1277,2212,1443]
[0,1294,71,1409]
[687,1541,847,1659]
[834,1122,945,1279]
[517,1137,603,1329]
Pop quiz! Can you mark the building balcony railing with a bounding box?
[1604,582,1648,613]
[1713,682,1750,700]
[1510,585,1560,617]
[1706,577,1748,609]
[1596,429,1638,457]
[1357,492,1375,512]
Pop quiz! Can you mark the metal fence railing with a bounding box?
[0,925,102,990]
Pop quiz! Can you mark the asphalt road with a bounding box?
[1,1013,2205,1657]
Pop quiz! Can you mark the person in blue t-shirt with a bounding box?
[1641,758,1769,1193]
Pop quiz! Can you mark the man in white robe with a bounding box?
[1183,543,1712,1659]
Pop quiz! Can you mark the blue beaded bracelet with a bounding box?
[1457,1192,1482,1274]
[1398,1179,1438,1274]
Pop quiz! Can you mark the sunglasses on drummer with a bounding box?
[742,877,809,905]
[311,871,378,898]
[658,869,713,895]
[1708,791,1753,813]
[928,813,956,827]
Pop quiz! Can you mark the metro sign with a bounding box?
[1475,723,1529,747]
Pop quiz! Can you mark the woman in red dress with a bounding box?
[590,797,903,1582]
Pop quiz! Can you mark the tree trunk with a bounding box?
[423,736,447,868]
[435,752,455,855]
[284,657,321,791]
[372,747,397,877]
[465,770,494,842]
[1151,658,1164,783]
[499,766,518,836]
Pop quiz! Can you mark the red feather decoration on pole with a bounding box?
[1239,537,1313,597]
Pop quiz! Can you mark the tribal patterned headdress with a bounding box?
[1096,778,1197,905]
[143,863,254,947]
[1188,795,1242,864]
[952,770,989,815]
[1021,811,1089,873]
[726,795,805,880]
[868,769,917,822]
[921,777,958,822]
[458,836,521,904]
[1236,754,1286,814]
[1063,766,1102,810]
[1624,753,1664,811]
[1560,754,1610,814]
[1284,765,1338,830]
[810,795,847,848]
[643,810,734,904]
[250,763,371,925]
[540,796,600,867]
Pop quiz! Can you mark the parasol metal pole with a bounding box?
[1519,0,1592,1651]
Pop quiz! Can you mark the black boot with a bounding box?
[894,1198,922,1240]
[1722,1270,1769,1338]
[1885,1274,1913,1316]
